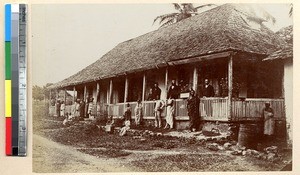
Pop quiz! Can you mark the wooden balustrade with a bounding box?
[200,97,229,121]
[232,98,285,121]
[51,98,285,122]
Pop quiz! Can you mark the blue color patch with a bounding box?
[5,4,11,41]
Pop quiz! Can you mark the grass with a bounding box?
[33,100,292,172]
[128,154,233,172]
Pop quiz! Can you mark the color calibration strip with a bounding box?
[5,4,27,156]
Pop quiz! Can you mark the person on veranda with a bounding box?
[187,89,201,132]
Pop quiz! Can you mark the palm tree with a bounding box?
[153,3,216,28]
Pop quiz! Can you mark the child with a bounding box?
[119,103,131,136]
[105,115,115,133]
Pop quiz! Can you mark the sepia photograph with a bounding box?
[32,3,293,173]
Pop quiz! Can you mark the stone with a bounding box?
[156,132,162,136]
[251,149,260,156]
[242,150,247,156]
[239,146,246,151]
[218,145,225,151]
[207,143,220,151]
[230,145,239,151]
[206,137,213,141]
[265,146,278,154]
[231,150,242,156]
[133,136,142,139]
[140,138,146,142]
[224,142,232,149]
[267,153,277,161]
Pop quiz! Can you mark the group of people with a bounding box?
[151,79,212,131]
[57,78,275,139]
[125,80,203,132]
[118,101,143,136]
[57,97,95,121]
[120,79,276,138]
[73,97,95,120]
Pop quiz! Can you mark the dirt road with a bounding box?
[33,134,134,173]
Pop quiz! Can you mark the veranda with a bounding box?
[49,51,285,130]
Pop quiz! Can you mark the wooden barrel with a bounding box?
[238,123,259,149]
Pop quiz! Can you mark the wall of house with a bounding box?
[284,60,293,147]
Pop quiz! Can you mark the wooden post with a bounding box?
[228,54,233,120]
[95,82,100,117]
[109,79,113,104]
[73,86,76,103]
[193,66,198,93]
[84,85,87,101]
[142,73,146,102]
[56,89,59,101]
[124,76,128,102]
[64,89,67,104]
[165,67,169,99]
[49,89,52,105]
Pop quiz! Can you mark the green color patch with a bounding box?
[5,42,11,79]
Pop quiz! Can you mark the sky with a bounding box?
[31,3,293,86]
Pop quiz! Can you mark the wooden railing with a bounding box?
[143,101,158,118]
[106,98,229,121]
[200,97,229,121]
[50,98,285,122]
[232,98,285,121]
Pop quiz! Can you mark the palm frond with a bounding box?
[173,3,182,12]
[160,18,176,28]
[184,3,197,12]
[153,13,178,25]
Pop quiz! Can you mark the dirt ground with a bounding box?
[32,101,292,173]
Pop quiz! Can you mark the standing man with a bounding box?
[85,97,90,118]
[147,88,154,101]
[203,79,214,97]
[79,99,85,121]
[56,100,61,117]
[152,82,161,100]
[187,89,200,132]
[60,101,65,117]
[168,79,179,99]
[154,95,164,128]
[87,97,94,118]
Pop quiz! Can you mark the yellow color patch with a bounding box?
[5,80,11,117]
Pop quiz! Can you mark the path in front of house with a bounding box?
[33,133,276,173]
[33,134,135,173]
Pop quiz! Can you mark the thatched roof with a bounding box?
[276,25,293,44]
[264,25,293,61]
[263,45,292,61]
[50,4,285,89]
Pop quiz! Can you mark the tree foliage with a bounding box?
[32,83,54,101]
[153,3,216,28]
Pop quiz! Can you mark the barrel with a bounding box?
[238,123,259,149]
